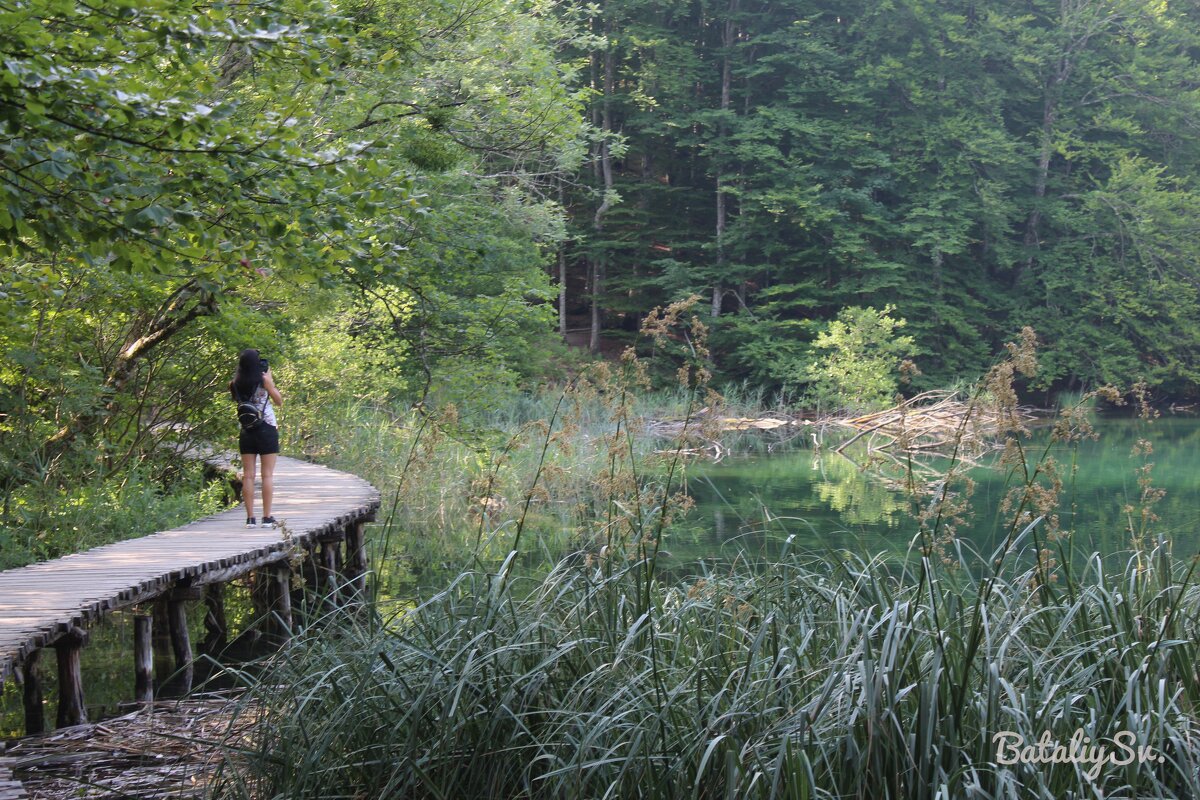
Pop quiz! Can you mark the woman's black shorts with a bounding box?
[239,423,280,456]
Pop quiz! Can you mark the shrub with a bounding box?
[806,305,916,412]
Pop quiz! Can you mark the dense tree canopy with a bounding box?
[0,0,584,505]
[564,0,1200,399]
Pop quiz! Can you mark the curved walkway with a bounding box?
[0,455,380,685]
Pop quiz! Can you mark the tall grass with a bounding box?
[214,538,1200,799]
[215,320,1200,798]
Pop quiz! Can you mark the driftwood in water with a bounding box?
[646,410,807,438]
[834,390,1035,456]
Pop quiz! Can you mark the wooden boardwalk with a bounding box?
[0,454,380,705]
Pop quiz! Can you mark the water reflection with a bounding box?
[677,415,1200,562]
[810,450,910,527]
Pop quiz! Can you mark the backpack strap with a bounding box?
[236,380,264,404]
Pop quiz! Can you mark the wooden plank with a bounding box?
[0,455,379,689]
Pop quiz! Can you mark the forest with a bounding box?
[561,0,1200,397]
[4,0,1200,798]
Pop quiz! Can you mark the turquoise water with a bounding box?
[671,415,1200,565]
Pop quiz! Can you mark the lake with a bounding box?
[672,413,1200,567]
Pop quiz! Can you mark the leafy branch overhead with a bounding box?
[0,0,583,293]
[0,0,587,490]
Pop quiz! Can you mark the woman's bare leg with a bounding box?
[260,453,277,519]
[242,453,257,519]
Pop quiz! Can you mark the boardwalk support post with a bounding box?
[202,584,227,655]
[54,627,88,728]
[273,565,293,638]
[151,598,172,686]
[344,520,368,600]
[134,614,154,705]
[302,547,321,591]
[320,537,340,600]
[251,570,272,634]
[20,649,44,736]
[167,592,194,693]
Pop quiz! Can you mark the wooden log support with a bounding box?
[202,583,227,655]
[302,546,321,591]
[251,568,274,631]
[320,538,340,599]
[272,565,293,638]
[344,520,368,599]
[20,649,44,736]
[152,598,173,686]
[54,627,88,728]
[134,614,153,705]
[167,599,193,693]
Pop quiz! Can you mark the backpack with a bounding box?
[236,385,267,430]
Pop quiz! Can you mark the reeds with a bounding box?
[213,540,1200,799]
[214,323,1200,799]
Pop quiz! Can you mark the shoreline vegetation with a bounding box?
[212,545,1200,799]
[202,320,1198,798]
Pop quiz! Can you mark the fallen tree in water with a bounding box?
[645,412,813,462]
[833,390,1037,457]
[640,389,1037,468]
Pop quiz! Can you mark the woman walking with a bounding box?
[230,348,283,528]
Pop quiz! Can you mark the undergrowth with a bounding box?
[0,463,226,569]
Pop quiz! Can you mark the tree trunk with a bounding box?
[1020,0,1095,285]
[1021,91,1058,282]
[557,179,568,337]
[590,21,615,354]
[589,260,604,353]
[712,0,739,318]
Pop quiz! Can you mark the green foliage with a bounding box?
[217,544,1200,799]
[0,0,412,286]
[0,464,225,569]
[806,305,916,411]
[0,0,586,565]
[565,0,1200,399]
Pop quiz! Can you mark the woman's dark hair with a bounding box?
[230,348,264,401]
